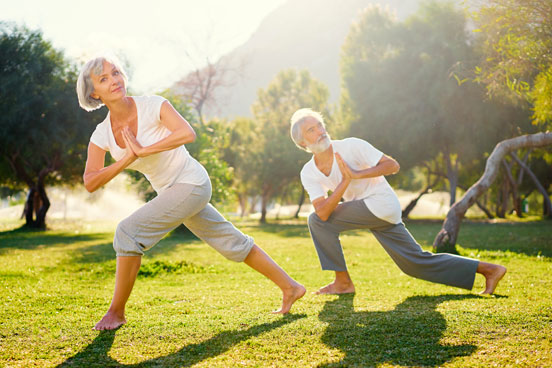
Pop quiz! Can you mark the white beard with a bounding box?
[307,134,331,154]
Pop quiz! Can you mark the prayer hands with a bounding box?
[335,153,359,181]
[122,127,146,157]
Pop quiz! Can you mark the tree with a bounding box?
[223,117,263,216]
[0,23,101,229]
[252,69,331,223]
[433,132,552,252]
[171,35,245,125]
[472,0,552,127]
[340,2,521,209]
[433,0,552,251]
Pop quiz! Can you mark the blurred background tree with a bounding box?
[0,22,102,229]
[251,69,331,223]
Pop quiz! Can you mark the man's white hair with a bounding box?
[76,54,128,112]
[289,108,326,152]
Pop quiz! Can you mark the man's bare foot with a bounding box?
[272,282,306,314]
[93,311,126,330]
[480,265,507,295]
[315,281,355,295]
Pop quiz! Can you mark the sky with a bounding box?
[2,0,287,93]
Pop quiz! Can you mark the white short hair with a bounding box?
[289,108,325,151]
[76,55,128,111]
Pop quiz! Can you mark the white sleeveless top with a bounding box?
[89,95,209,194]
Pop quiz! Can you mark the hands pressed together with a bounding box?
[335,152,359,182]
[121,127,145,161]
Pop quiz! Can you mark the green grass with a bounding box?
[0,217,551,367]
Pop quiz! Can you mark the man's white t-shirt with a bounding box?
[300,137,402,224]
[89,95,209,194]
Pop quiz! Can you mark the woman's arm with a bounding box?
[83,142,137,193]
[122,101,196,157]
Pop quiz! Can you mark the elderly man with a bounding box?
[290,108,506,295]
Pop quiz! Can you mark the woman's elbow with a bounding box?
[83,176,97,193]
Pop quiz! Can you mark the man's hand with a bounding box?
[122,127,146,158]
[335,153,359,180]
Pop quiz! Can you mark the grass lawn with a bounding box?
[0,217,551,367]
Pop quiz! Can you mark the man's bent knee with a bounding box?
[308,212,324,229]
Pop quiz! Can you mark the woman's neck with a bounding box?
[106,96,135,127]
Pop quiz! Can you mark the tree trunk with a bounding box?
[294,189,305,218]
[502,159,522,217]
[238,193,247,217]
[259,184,272,224]
[510,152,552,218]
[444,151,459,206]
[474,199,495,219]
[433,132,552,252]
[496,173,509,218]
[402,173,440,219]
[23,182,50,230]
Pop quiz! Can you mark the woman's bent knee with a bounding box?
[113,219,144,257]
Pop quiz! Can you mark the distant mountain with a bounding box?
[173,0,423,119]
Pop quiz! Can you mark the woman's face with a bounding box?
[89,60,126,103]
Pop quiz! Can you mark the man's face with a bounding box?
[301,117,331,153]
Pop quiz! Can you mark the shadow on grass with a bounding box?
[243,222,311,238]
[0,227,108,253]
[318,293,479,367]
[55,314,305,367]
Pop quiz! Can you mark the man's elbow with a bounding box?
[316,210,329,222]
[189,130,197,143]
[393,161,400,174]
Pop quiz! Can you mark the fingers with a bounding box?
[335,152,355,181]
[121,127,138,157]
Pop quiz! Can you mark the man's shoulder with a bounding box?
[332,137,370,153]
[300,158,316,176]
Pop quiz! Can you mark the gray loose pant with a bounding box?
[113,180,254,262]
[307,200,479,290]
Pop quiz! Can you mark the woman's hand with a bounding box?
[122,127,146,158]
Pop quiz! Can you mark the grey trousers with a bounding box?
[113,180,254,262]
[307,200,479,290]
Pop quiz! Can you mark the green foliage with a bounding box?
[138,259,212,277]
[0,22,100,189]
[340,1,535,205]
[472,0,552,127]
[223,117,262,213]
[188,120,234,208]
[0,22,103,227]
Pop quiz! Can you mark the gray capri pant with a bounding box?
[114,180,254,262]
[308,199,479,290]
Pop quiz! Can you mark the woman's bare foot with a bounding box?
[315,281,355,295]
[272,282,306,314]
[93,311,126,330]
[480,264,507,295]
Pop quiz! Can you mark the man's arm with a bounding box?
[312,153,400,221]
[348,154,400,179]
[311,153,352,221]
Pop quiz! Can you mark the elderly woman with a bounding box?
[77,55,305,330]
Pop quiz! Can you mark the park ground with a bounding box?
[0,214,551,367]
